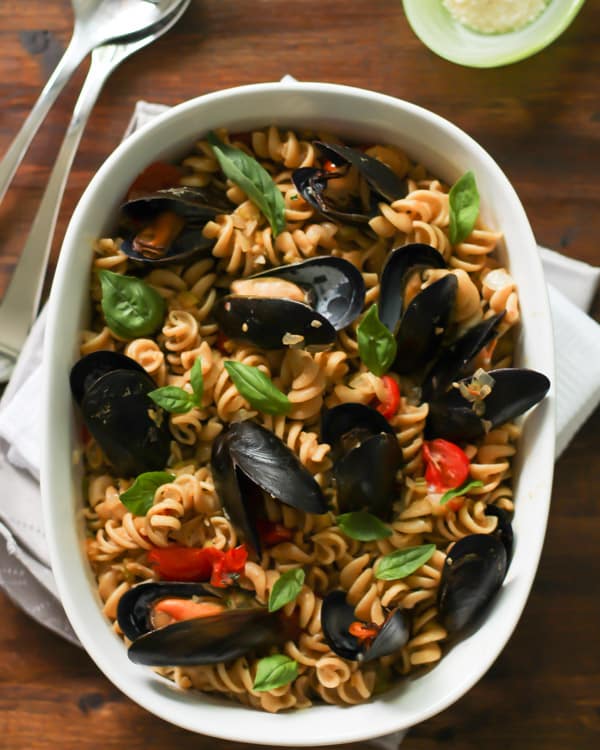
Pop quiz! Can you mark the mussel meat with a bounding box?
[211,421,327,555]
[119,186,230,265]
[437,533,508,634]
[322,590,409,662]
[117,581,288,666]
[70,351,171,477]
[213,256,365,349]
[322,403,402,520]
[426,367,551,441]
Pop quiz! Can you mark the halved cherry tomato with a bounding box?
[256,520,293,547]
[422,439,470,492]
[375,375,401,420]
[147,546,220,581]
[210,545,249,588]
[349,621,380,643]
[153,598,225,622]
[126,161,183,200]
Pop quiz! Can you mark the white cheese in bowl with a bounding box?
[442,0,550,34]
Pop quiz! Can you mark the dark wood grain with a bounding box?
[0,1,598,747]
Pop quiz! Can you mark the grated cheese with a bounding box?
[443,0,550,34]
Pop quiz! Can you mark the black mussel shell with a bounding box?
[80,368,171,477]
[213,296,336,349]
[118,581,284,667]
[426,368,551,441]
[69,351,146,406]
[394,274,458,374]
[211,422,327,555]
[485,506,514,563]
[292,166,375,224]
[314,142,408,202]
[323,404,401,520]
[421,312,506,402]
[438,533,508,634]
[251,256,365,331]
[379,243,447,333]
[322,591,409,662]
[120,231,215,266]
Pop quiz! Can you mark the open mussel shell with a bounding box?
[69,351,146,406]
[323,404,401,519]
[79,367,171,477]
[426,368,551,441]
[322,591,409,662]
[437,533,508,634]
[119,186,229,265]
[117,581,284,667]
[379,243,447,333]
[211,421,327,555]
[421,312,505,402]
[485,505,514,563]
[393,274,458,374]
[292,167,374,225]
[314,142,408,202]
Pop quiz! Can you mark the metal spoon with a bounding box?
[0,0,190,379]
[0,0,184,206]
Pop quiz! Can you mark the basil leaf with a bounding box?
[337,511,392,541]
[440,479,483,505]
[253,654,298,692]
[357,304,397,376]
[449,170,480,245]
[190,357,204,404]
[268,568,305,612]
[224,361,291,415]
[207,132,286,236]
[148,385,197,414]
[120,471,175,515]
[375,543,436,581]
[98,270,165,339]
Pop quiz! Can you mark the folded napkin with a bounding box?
[0,101,598,734]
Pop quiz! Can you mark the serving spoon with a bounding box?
[0,0,183,207]
[0,0,190,380]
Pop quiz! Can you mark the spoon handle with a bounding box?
[0,47,113,357]
[0,30,91,207]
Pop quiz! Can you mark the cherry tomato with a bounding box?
[147,546,220,581]
[210,545,248,588]
[256,520,293,547]
[375,375,401,419]
[422,439,470,492]
[126,161,183,200]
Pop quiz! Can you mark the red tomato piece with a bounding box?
[375,375,401,420]
[126,161,183,200]
[256,520,293,547]
[422,439,470,492]
[147,546,220,582]
[210,544,248,588]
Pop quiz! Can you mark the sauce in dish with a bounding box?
[70,126,549,712]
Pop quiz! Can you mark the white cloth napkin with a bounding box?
[0,103,598,741]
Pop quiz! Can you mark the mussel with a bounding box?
[322,403,402,520]
[292,141,408,224]
[119,186,230,265]
[485,505,514,563]
[213,256,365,349]
[322,590,409,661]
[437,533,508,634]
[211,421,327,555]
[70,351,171,477]
[426,367,551,441]
[117,581,287,666]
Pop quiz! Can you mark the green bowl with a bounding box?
[402,0,586,68]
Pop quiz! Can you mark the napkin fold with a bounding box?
[0,101,598,719]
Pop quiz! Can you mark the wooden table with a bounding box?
[0,1,598,748]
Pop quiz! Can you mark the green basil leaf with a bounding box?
[98,270,165,339]
[449,170,480,245]
[224,361,291,415]
[337,511,392,541]
[268,568,305,612]
[189,357,204,404]
[375,543,436,581]
[357,304,397,376]
[207,132,286,236]
[440,479,483,505]
[120,471,175,515]
[253,654,298,692]
[148,386,197,414]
